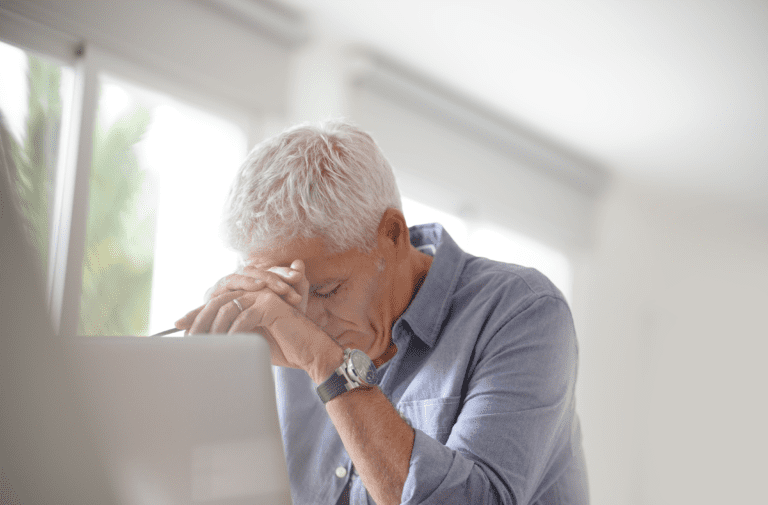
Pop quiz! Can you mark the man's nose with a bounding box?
[306,298,330,329]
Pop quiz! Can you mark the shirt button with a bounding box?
[335,466,347,478]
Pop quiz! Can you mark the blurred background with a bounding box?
[0,0,766,503]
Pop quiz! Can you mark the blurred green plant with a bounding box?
[77,96,156,336]
[8,52,156,336]
[10,55,61,276]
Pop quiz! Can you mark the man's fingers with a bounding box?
[261,267,302,307]
[266,265,301,282]
[211,297,245,333]
[282,260,309,314]
[188,290,245,334]
[175,305,205,330]
[290,259,305,275]
[228,290,285,334]
[181,259,309,336]
[229,302,271,335]
[210,270,300,305]
[206,275,266,301]
[196,262,307,331]
[242,264,297,279]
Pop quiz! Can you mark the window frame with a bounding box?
[0,10,268,335]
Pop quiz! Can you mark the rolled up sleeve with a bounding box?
[400,295,579,505]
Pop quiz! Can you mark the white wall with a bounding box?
[350,86,599,252]
[282,43,608,254]
[283,36,768,504]
[573,179,768,504]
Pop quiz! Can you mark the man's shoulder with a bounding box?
[458,255,566,304]
[437,254,575,346]
[406,225,571,342]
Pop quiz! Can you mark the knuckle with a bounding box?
[260,291,285,312]
[262,290,279,303]
[264,270,281,281]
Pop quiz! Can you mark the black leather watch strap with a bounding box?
[316,369,349,404]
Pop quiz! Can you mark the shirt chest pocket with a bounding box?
[396,396,461,444]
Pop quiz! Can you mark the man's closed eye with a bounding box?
[313,283,342,298]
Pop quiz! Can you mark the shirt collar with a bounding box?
[398,223,466,348]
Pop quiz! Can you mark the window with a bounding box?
[0,39,74,280]
[78,73,248,335]
[1,37,250,336]
[2,30,571,337]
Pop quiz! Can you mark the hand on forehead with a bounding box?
[242,236,366,284]
[242,236,332,268]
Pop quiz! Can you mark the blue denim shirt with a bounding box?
[274,224,588,504]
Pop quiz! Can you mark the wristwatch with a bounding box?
[316,349,378,404]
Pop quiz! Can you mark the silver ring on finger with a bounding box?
[232,298,244,313]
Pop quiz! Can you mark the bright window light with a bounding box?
[78,73,248,335]
[135,82,248,335]
[0,41,28,143]
[401,196,468,246]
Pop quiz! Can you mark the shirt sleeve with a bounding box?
[400,295,580,505]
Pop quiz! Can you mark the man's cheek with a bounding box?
[324,302,359,328]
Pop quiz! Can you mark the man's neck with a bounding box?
[376,247,433,368]
[408,247,434,305]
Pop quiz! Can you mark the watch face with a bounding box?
[349,350,378,385]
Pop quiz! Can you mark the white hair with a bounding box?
[222,119,402,256]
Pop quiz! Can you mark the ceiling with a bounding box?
[271,0,768,212]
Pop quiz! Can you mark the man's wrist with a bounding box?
[309,344,345,385]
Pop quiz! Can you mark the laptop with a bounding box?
[63,334,292,505]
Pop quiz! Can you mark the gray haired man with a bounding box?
[177,120,588,505]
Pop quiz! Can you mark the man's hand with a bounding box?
[203,259,310,314]
[175,259,310,334]
[174,260,342,382]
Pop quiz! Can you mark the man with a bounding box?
[176,120,588,505]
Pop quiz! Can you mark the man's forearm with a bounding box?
[267,304,415,503]
[326,386,415,505]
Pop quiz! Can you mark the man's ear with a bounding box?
[376,208,409,259]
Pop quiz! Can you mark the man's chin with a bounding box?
[331,333,353,349]
[332,331,370,352]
